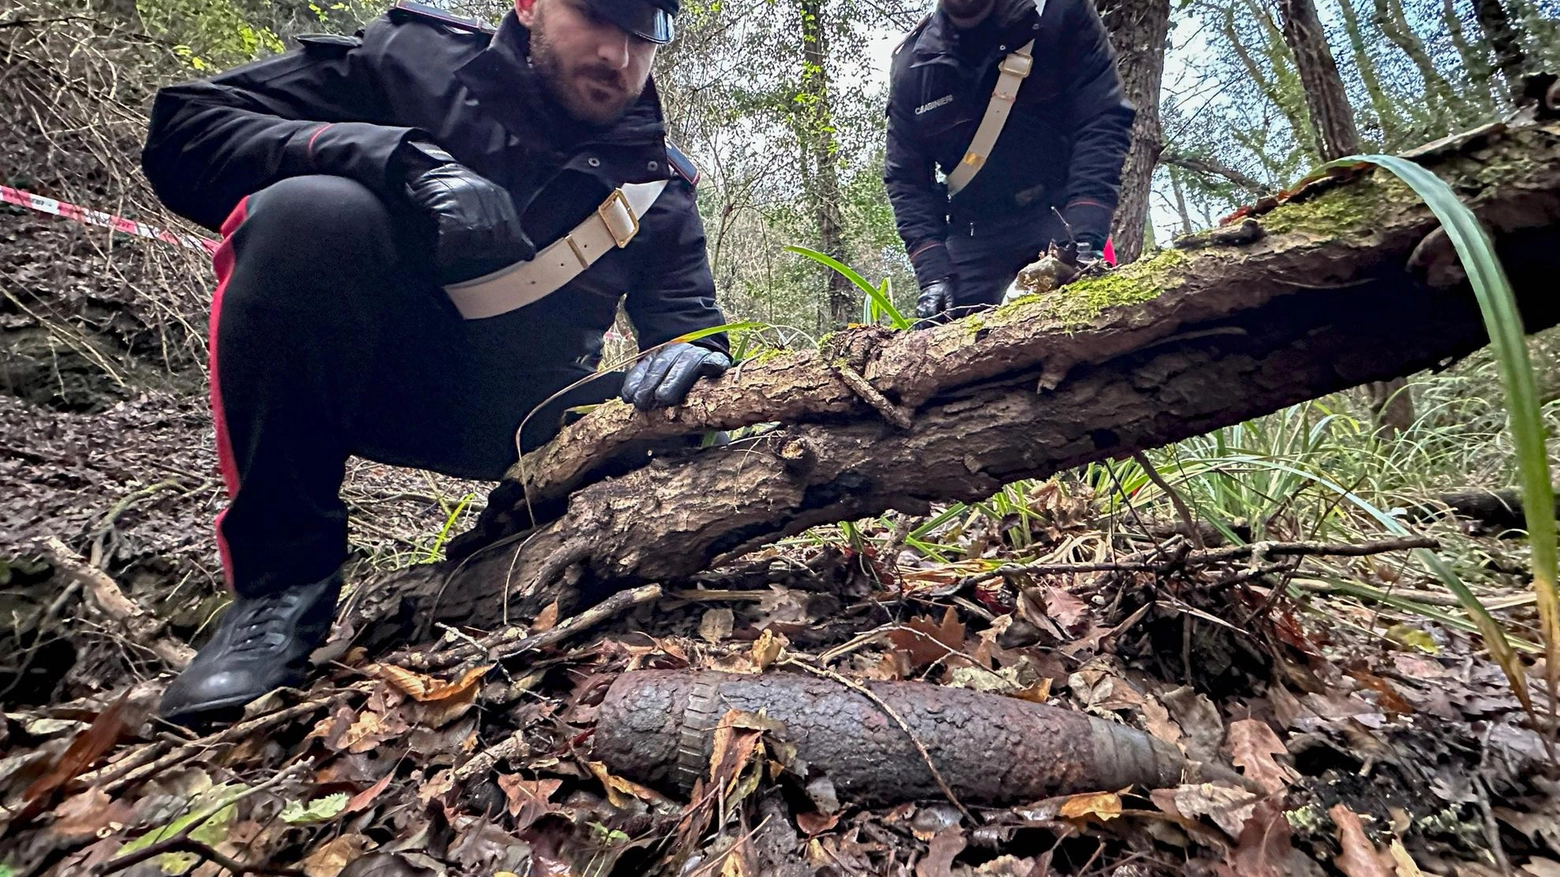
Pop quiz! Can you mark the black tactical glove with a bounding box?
[622,342,732,411]
[913,277,957,330]
[402,142,534,284]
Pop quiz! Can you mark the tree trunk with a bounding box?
[1474,0,1529,105]
[1335,0,1401,143]
[1170,165,1195,235]
[1099,0,1170,264]
[1279,0,1362,161]
[1371,0,1465,129]
[354,122,1560,637]
[1220,5,1316,162]
[797,0,853,327]
[1280,0,1414,432]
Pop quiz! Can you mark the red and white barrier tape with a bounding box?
[1,185,220,255]
[3,184,634,341]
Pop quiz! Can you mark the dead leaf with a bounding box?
[887,607,968,671]
[374,664,489,703]
[915,827,966,877]
[1010,678,1052,703]
[1226,719,1292,795]
[1228,798,1295,877]
[497,775,561,830]
[532,600,560,633]
[1331,804,1393,877]
[796,810,841,836]
[345,771,395,814]
[752,629,786,671]
[22,692,130,813]
[587,761,672,810]
[303,834,372,877]
[50,788,132,843]
[1059,791,1122,821]
[416,769,454,806]
[1041,586,1089,631]
[700,608,735,643]
[1172,783,1260,837]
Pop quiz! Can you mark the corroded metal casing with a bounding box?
[594,670,1190,808]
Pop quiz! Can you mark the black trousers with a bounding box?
[209,175,619,598]
[945,209,1068,308]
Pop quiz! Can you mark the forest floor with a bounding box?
[3,307,1558,876]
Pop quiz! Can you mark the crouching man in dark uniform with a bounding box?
[142,0,731,725]
[884,0,1135,324]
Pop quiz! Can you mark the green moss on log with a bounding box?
[1260,176,1414,236]
[990,247,1188,329]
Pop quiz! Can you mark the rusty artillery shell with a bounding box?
[594,670,1203,808]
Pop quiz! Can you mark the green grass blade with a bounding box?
[786,245,912,329]
[1333,153,1555,718]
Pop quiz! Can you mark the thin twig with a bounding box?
[396,583,664,671]
[782,658,974,823]
[832,361,913,429]
[98,695,347,794]
[1132,451,1204,549]
[958,536,1437,590]
[42,537,194,669]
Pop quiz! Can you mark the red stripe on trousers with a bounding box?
[209,196,250,589]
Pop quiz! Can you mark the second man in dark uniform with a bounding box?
[884,0,1134,324]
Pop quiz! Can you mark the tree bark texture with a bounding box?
[594,670,1204,806]
[1099,0,1170,263]
[1280,0,1363,161]
[349,122,1560,636]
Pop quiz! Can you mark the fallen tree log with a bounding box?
[593,669,1228,806]
[346,118,1560,636]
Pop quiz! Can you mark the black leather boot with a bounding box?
[158,572,342,726]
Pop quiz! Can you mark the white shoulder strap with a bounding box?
[943,0,1049,198]
[443,179,670,320]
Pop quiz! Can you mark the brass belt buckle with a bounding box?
[597,189,640,248]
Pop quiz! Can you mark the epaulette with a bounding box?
[666,142,700,186]
[388,0,494,34]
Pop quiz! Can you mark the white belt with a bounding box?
[943,0,1048,197]
[443,179,670,320]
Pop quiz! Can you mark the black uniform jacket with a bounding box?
[884,0,1135,285]
[142,4,727,369]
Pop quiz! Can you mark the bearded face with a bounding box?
[521,0,658,126]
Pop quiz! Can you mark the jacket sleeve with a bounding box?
[141,28,429,231]
[883,92,955,287]
[1055,0,1136,248]
[625,181,730,356]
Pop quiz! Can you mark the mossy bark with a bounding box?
[347,120,1560,637]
